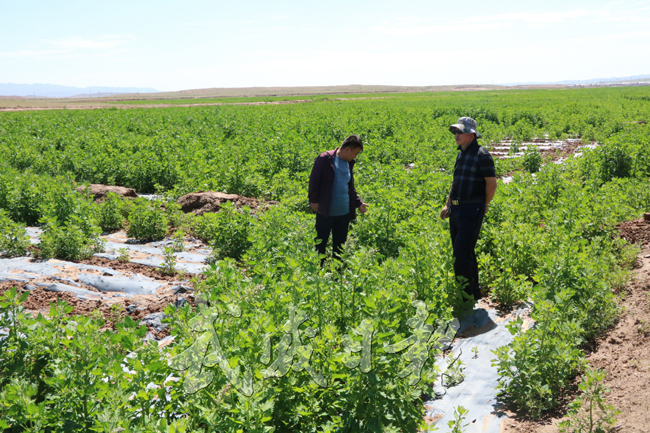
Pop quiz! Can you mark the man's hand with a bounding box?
[359,203,368,214]
[310,202,319,213]
[439,206,450,220]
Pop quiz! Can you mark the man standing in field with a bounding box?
[309,135,368,262]
[440,117,497,301]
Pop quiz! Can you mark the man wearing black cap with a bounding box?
[440,117,497,301]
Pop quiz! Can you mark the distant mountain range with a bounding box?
[2,74,649,98]
[502,74,650,86]
[0,83,158,98]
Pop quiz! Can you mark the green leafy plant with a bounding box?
[160,246,178,275]
[0,210,31,257]
[164,201,191,231]
[443,351,465,387]
[558,367,620,433]
[509,141,521,155]
[97,192,126,232]
[195,202,254,261]
[494,295,585,416]
[38,216,105,261]
[448,405,469,433]
[126,199,168,241]
[471,346,478,359]
[523,145,542,173]
[172,229,186,252]
[117,247,130,263]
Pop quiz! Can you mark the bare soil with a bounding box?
[500,216,650,433]
[75,184,138,203]
[78,256,185,282]
[0,261,197,337]
[176,190,278,214]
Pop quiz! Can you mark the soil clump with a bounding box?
[75,184,138,203]
[176,191,278,215]
[500,216,650,433]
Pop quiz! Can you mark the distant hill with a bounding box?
[0,83,158,98]
[503,74,650,86]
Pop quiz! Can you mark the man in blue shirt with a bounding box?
[308,135,368,263]
[440,117,497,301]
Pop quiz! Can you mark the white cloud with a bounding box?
[45,36,129,49]
[373,22,507,36]
[0,49,71,58]
[179,22,214,27]
[566,29,650,44]
[0,35,132,60]
[463,9,595,25]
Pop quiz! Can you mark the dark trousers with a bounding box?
[449,203,485,300]
[315,212,351,261]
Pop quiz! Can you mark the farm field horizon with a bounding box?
[1,86,650,432]
[0,82,622,112]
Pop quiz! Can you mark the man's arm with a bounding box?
[439,182,453,220]
[348,162,367,214]
[484,177,497,214]
[308,156,324,212]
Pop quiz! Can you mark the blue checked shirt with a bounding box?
[450,140,496,201]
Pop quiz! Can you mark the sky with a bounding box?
[1,0,649,91]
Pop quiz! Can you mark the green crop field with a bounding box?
[1,87,649,432]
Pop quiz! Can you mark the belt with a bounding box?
[451,198,484,205]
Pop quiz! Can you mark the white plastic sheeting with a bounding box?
[424,305,533,432]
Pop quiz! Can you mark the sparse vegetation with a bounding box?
[558,367,621,433]
[117,247,130,263]
[172,229,186,252]
[160,246,178,275]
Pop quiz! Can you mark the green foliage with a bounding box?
[172,229,185,252]
[195,202,254,261]
[494,304,584,416]
[38,216,105,261]
[523,145,542,173]
[448,405,469,433]
[164,201,191,231]
[97,192,127,232]
[558,367,620,433]
[117,247,130,263]
[0,210,31,257]
[0,287,167,432]
[1,87,650,430]
[443,352,466,388]
[160,246,178,276]
[126,199,169,241]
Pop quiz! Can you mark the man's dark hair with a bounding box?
[341,135,363,151]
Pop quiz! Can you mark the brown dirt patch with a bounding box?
[78,256,184,281]
[177,191,278,215]
[0,276,195,338]
[75,184,138,203]
[499,216,650,433]
[618,215,650,246]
